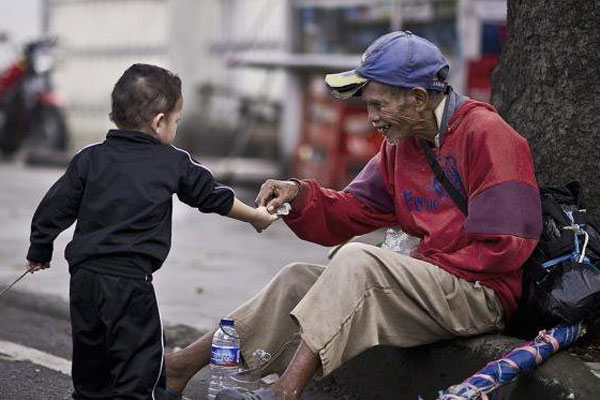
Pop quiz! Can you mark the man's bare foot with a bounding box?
[268,382,299,400]
[215,386,292,400]
[165,352,193,394]
[165,329,216,394]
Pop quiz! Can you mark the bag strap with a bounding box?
[587,222,600,256]
[419,138,468,216]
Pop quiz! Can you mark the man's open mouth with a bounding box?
[376,123,391,135]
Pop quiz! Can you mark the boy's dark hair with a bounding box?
[110,63,182,130]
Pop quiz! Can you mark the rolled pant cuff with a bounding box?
[290,311,336,377]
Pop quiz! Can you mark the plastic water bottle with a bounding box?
[207,318,241,399]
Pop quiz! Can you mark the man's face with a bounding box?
[158,99,183,145]
[362,82,419,144]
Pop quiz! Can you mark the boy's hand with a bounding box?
[251,206,279,233]
[26,260,50,273]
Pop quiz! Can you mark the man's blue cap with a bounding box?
[325,31,449,99]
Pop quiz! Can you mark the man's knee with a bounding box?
[271,262,322,300]
[331,241,378,264]
[328,242,382,278]
[278,262,322,280]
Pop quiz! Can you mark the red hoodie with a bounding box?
[284,99,542,317]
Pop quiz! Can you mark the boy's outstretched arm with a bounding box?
[227,198,278,232]
[176,152,276,232]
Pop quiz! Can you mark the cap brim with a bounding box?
[325,70,368,99]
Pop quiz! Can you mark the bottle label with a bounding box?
[211,345,240,367]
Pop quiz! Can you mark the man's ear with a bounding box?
[151,113,165,134]
[411,87,430,112]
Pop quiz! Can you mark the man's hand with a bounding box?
[26,260,50,273]
[255,179,300,213]
[251,206,280,233]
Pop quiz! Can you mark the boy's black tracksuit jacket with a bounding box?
[26,129,235,399]
[27,129,235,278]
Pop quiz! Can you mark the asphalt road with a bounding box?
[0,300,214,399]
[0,303,73,399]
[0,358,72,400]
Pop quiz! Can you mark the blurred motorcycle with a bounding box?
[0,35,68,158]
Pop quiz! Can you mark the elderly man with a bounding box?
[165,31,542,400]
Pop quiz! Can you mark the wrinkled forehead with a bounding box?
[362,82,408,102]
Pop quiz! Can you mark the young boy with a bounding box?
[26,63,278,400]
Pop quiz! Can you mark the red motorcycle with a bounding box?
[0,35,68,158]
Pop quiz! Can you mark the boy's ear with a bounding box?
[151,113,165,134]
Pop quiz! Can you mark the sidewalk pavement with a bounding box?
[0,160,380,331]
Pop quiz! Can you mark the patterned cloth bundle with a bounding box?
[432,324,584,400]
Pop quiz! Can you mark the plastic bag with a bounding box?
[380,228,420,256]
[536,261,600,325]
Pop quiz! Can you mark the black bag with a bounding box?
[510,182,600,337]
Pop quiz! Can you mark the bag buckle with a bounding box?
[561,211,590,264]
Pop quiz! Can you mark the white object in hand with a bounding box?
[274,203,291,216]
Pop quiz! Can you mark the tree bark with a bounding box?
[491,0,600,222]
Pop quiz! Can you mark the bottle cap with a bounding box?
[220,317,234,327]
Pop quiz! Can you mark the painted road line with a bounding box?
[586,362,600,380]
[0,340,71,376]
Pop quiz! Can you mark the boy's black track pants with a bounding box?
[70,268,166,400]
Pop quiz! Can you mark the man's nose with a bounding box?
[367,106,379,123]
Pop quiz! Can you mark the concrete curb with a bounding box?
[316,335,600,399]
[0,286,205,349]
[0,287,70,322]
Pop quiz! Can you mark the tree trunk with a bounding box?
[491,0,600,222]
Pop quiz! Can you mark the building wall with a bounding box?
[30,0,504,156]
[48,0,172,149]
[45,0,287,152]
[0,0,43,69]
[220,0,288,97]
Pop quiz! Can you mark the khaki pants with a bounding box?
[229,242,504,377]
